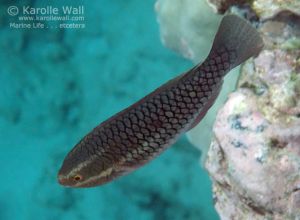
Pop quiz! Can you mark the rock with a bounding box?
[252,0,300,20]
[205,9,300,220]
[207,90,300,219]
[207,0,300,19]
[206,0,248,13]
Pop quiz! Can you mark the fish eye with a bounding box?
[73,174,83,182]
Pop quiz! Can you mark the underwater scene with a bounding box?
[1,0,300,220]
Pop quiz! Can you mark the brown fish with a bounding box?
[58,14,263,188]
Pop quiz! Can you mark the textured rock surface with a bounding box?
[207,0,300,19]
[203,5,300,220]
[252,0,300,19]
[207,90,300,219]
[207,0,248,13]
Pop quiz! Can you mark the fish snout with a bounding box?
[57,174,70,186]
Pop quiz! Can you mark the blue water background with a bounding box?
[0,0,219,219]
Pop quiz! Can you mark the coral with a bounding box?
[155,0,221,63]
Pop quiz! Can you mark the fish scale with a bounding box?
[66,51,227,179]
[58,14,264,187]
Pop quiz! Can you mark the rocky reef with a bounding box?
[205,1,300,219]
[208,0,300,19]
[156,0,300,219]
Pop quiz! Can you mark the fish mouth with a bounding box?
[57,174,71,187]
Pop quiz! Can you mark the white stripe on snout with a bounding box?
[74,167,113,187]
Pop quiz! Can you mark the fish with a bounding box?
[58,14,263,188]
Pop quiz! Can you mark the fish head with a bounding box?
[57,142,120,188]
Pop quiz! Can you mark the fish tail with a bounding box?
[207,14,264,70]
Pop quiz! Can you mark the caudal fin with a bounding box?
[209,14,264,69]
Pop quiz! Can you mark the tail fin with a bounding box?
[209,14,264,69]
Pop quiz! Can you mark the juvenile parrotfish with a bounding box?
[58,14,263,188]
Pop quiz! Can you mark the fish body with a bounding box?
[58,14,263,187]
